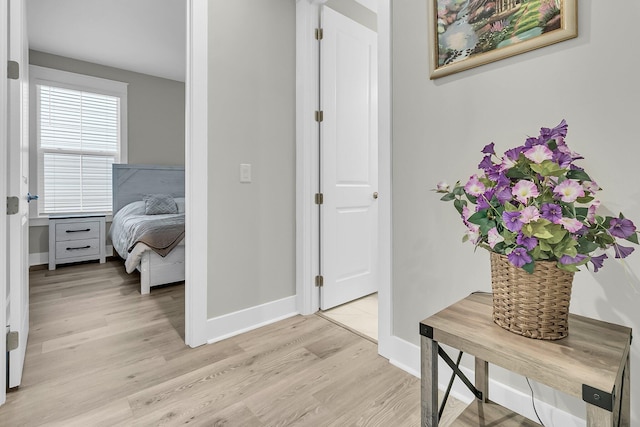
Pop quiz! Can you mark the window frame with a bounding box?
[29,65,128,223]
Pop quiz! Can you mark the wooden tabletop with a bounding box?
[420,293,631,402]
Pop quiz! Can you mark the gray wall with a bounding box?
[392,1,640,423]
[29,51,185,255]
[207,0,296,318]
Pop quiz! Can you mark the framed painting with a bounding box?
[427,0,577,79]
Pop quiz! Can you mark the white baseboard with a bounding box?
[29,245,114,267]
[206,295,298,344]
[386,335,585,427]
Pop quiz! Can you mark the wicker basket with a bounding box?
[490,252,574,340]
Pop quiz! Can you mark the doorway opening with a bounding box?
[313,3,379,342]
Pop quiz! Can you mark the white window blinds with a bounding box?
[37,84,121,214]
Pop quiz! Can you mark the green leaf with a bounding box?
[500,229,516,245]
[575,207,588,220]
[542,224,566,244]
[576,196,595,204]
[626,233,639,245]
[440,193,456,202]
[577,239,599,254]
[452,186,465,196]
[467,210,488,225]
[505,168,529,179]
[557,263,580,273]
[525,219,555,240]
[522,262,535,274]
[530,160,566,177]
[567,169,592,181]
[539,240,552,252]
[553,236,578,258]
[453,198,467,215]
[547,139,558,150]
[503,202,519,212]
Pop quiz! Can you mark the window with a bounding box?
[30,66,128,217]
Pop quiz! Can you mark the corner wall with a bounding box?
[207,0,296,320]
[392,1,640,423]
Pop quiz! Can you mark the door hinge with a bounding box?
[315,275,324,287]
[8,60,19,80]
[7,196,19,215]
[315,110,324,122]
[7,331,19,352]
[315,28,323,40]
[315,193,324,205]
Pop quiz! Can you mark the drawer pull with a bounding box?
[66,245,91,251]
[66,228,91,233]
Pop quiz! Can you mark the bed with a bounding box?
[110,164,185,295]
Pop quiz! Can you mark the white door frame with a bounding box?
[0,0,9,407]
[184,0,209,348]
[295,0,393,359]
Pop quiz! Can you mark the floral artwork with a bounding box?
[435,120,639,274]
[427,0,577,78]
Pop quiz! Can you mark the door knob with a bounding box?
[27,193,39,203]
[373,192,379,199]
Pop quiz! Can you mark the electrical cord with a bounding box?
[526,377,545,427]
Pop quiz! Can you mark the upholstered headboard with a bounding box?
[112,164,185,215]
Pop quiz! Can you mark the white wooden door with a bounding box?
[6,0,30,389]
[320,7,378,310]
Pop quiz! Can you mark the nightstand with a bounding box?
[48,214,106,270]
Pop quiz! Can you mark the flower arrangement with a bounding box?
[435,120,639,274]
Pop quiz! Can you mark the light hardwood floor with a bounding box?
[0,259,466,426]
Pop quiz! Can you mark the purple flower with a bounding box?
[512,180,539,204]
[552,151,573,169]
[516,234,538,251]
[540,119,568,141]
[464,175,485,197]
[481,142,495,155]
[590,254,608,272]
[559,254,587,265]
[495,186,512,204]
[520,206,540,224]
[486,165,502,182]
[502,211,524,232]
[586,201,600,223]
[540,203,563,223]
[478,155,494,171]
[613,243,635,259]
[553,179,584,203]
[558,217,584,233]
[495,173,511,188]
[487,227,504,249]
[609,218,637,239]
[504,147,524,161]
[508,247,532,268]
[476,189,494,210]
[524,145,553,164]
[524,136,543,148]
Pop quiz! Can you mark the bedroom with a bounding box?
[1,0,639,425]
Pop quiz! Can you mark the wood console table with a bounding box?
[420,293,631,426]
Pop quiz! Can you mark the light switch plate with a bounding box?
[240,164,252,183]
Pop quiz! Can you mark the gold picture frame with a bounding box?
[428,0,577,79]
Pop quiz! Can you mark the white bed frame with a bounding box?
[112,164,185,295]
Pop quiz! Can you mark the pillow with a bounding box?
[143,194,178,215]
[174,197,186,213]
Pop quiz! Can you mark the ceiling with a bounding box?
[27,0,186,82]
